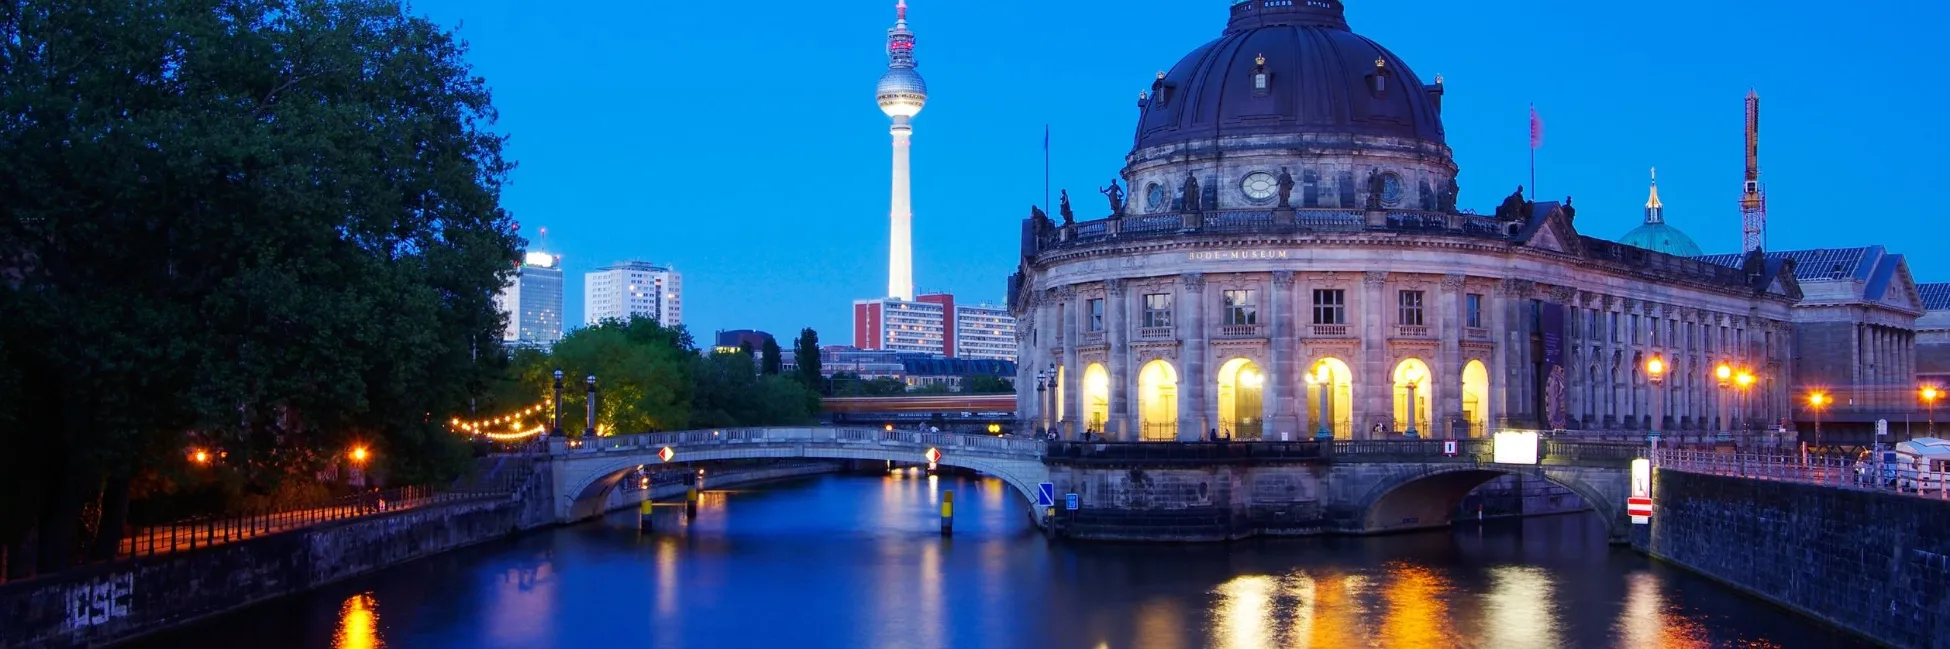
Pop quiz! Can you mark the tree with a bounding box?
[1,0,517,575]
[793,328,823,393]
[964,374,1016,394]
[760,337,783,376]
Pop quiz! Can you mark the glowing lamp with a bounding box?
[1716,364,1733,382]
[1646,356,1664,377]
[1809,393,1827,407]
[350,447,369,463]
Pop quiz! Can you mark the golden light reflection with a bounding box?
[1213,575,1274,649]
[1135,599,1186,649]
[1377,563,1459,647]
[332,592,383,649]
[1482,566,1562,649]
[655,536,680,617]
[1292,571,1368,647]
[1615,571,1711,648]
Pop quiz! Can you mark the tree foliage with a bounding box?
[495,317,817,436]
[759,337,782,376]
[0,0,517,574]
[793,327,823,393]
[964,374,1015,394]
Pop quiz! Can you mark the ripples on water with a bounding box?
[134,470,1868,649]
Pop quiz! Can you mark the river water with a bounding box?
[133,470,1869,649]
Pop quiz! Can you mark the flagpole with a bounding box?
[1044,124,1051,217]
[1528,104,1535,201]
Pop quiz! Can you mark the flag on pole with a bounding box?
[1529,104,1544,149]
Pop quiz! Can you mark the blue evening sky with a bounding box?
[408,0,1949,342]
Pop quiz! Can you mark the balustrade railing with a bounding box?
[1081,331,1106,346]
[1655,448,1950,500]
[1309,324,1350,337]
[1394,325,1431,338]
[1138,326,1175,340]
[579,427,1047,457]
[1219,324,1264,338]
[1464,327,1491,341]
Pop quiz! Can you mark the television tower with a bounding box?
[1740,90,1767,253]
[876,0,926,301]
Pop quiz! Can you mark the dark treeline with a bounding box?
[0,0,521,578]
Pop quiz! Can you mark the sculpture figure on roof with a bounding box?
[1438,176,1459,213]
[1494,186,1532,221]
[1058,190,1075,225]
[1276,167,1295,208]
[1364,168,1384,210]
[1099,180,1125,216]
[1182,173,1201,212]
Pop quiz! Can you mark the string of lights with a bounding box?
[448,400,550,435]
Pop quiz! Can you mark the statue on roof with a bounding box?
[1364,168,1384,210]
[1438,176,1459,213]
[1058,190,1075,225]
[1099,180,1125,216]
[1182,173,1201,212]
[1562,195,1576,222]
[1276,167,1295,208]
[1494,186,1532,221]
[1030,205,1052,234]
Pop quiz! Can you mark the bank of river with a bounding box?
[130,470,1870,648]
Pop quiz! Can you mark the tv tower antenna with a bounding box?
[1740,90,1767,253]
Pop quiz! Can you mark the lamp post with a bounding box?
[1736,371,1755,443]
[1715,363,1733,440]
[551,369,564,438]
[1923,386,1940,437]
[584,375,598,439]
[1808,392,1827,452]
[1313,362,1333,441]
[1402,365,1424,439]
[1034,368,1050,438]
[1646,355,1665,447]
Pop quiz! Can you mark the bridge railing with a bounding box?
[572,427,1046,457]
[1046,441,1325,464]
[1655,449,1950,500]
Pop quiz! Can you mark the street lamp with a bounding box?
[1923,385,1941,436]
[1034,368,1050,437]
[1646,355,1665,446]
[1312,362,1334,441]
[551,369,564,438]
[1715,363,1733,439]
[1808,392,1827,451]
[1736,371,1755,438]
[1402,364,1425,439]
[584,375,598,439]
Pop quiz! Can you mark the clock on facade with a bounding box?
[1381,172,1404,207]
[1146,183,1166,212]
[1240,171,1277,202]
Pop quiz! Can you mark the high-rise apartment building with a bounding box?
[497,251,564,347]
[854,293,1016,361]
[954,302,1016,361]
[584,261,682,328]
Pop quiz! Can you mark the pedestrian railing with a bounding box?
[1655,448,1950,501]
[116,477,518,560]
[574,427,1048,457]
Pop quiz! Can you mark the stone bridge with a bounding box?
[548,428,1643,541]
[548,427,1051,523]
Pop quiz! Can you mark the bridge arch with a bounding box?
[552,430,1050,525]
[1353,464,1627,540]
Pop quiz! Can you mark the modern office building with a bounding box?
[584,261,682,328]
[955,302,1017,361]
[854,293,1017,361]
[497,251,564,348]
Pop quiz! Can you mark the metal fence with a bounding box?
[1655,448,1950,501]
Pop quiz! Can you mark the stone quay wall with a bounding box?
[0,459,836,649]
[1639,469,1950,649]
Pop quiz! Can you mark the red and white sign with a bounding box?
[1627,496,1653,521]
[658,446,675,462]
[1442,440,1458,456]
[923,447,942,464]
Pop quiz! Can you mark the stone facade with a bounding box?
[1012,213,1801,442]
[1640,469,1950,649]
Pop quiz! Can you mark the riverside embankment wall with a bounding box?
[1639,469,1950,649]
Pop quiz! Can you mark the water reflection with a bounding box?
[131,473,1874,649]
[331,593,382,649]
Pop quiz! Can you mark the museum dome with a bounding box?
[1618,169,1704,257]
[1133,0,1448,153]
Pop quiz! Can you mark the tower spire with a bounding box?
[1644,167,1664,224]
[876,0,927,301]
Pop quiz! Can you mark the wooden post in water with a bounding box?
[684,488,698,521]
[940,490,954,536]
[639,498,654,531]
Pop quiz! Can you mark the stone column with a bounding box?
[1060,285,1081,439]
[1488,280,1512,429]
[1107,279,1131,441]
[1361,271,1389,438]
[1269,271,1298,439]
[1180,273,1208,441]
[1438,274,1466,438]
[1015,294,1035,426]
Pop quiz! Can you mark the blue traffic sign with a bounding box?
[1065,493,1079,511]
[1037,482,1055,507]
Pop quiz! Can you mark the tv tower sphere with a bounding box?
[876,0,926,123]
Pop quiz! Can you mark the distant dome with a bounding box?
[1134,0,1447,152]
[1620,223,1704,257]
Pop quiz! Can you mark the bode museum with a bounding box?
[1009,0,1935,442]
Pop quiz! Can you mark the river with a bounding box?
[130,469,1869,649]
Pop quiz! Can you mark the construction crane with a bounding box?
[1740,90,1767,253]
